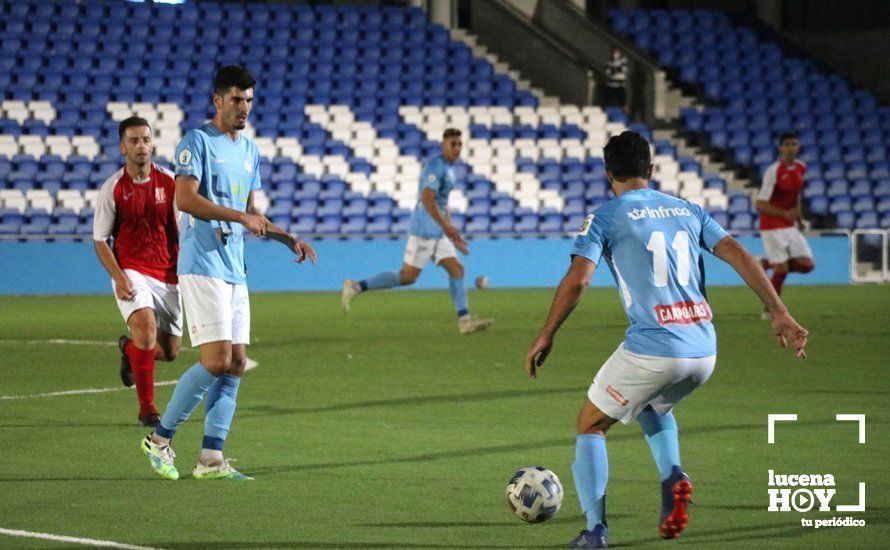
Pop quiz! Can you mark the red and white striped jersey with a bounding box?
[92,164,179,284]
[756,159,806,230]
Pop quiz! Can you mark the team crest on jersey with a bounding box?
[155,187,166,203]
[427,174,436,184]
[577,214,594,236]
[244,160,253,173]
[178,149,192,166]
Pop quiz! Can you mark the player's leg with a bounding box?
[195,284,252,480]
[155,339,229,442]
[436,241,493,334]
[112,269,155,388]
[770,261,789,296]
[154,330,181,362]
[438,256,468,317]
[569,399,616,548]
[645,355,716,539]
[341,237,426,312]
[570,346,643,548]
[760,229,791,318]
[153,281,182,363]
[637,405,680,481]
[125,307,160,424]
[143,275,230,479]
[786,229,815,275]
[130,279,182,426]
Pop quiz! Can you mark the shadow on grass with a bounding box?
[361,513,629,528]
[237,386,583,419]
[247,421,775,476]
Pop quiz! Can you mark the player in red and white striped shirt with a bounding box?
[755,131,815,318]
[93,117,182,426]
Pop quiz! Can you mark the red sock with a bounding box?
[771,271,787,296]
[125,340,156,415]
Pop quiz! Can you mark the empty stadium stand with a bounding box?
[0,0,734,239]
[610,9,890,231]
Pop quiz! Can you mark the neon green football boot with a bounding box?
[140,434,179,480]
[192,458,254,481]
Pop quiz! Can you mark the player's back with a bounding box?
[573,188,729,358]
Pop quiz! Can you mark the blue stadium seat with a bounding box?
[835,211,855,230]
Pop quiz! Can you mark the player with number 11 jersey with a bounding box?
[525,132,808,549]
[572,187,726,358]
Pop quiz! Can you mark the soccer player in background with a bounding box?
[141,65,316,481]
[93,116,181,427]
[755,131,815,319]
[340,129,493,334]
[524,132,808,548]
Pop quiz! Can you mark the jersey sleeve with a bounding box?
[250,145,262,191]
[419,161,443,192]
[174,130,203,181]
[756,164,777,201]
[92,175,117,241]
[570,212,609,265]
[694,204,730,250]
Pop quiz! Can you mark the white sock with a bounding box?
[199,448,224,465]
[151,433,170,447]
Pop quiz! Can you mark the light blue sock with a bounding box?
[638,407,681,481]
[156,363,216,439]
[572,434,608,530]
[203,373,241,451]
[448,277,468,317]
[359,271,400,291]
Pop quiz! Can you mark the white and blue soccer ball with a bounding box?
[506,466,564,523]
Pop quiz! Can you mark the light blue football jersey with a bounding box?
[408,155,455,238]
[572,188,729,358]
[174,123,261,285]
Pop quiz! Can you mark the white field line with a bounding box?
[0,339,121,346]
[0,359,258,401]
[0,527,163,549]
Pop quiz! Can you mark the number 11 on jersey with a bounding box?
[646,231,690,287]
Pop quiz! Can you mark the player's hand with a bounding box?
[783,206,800,222]
[114,274,135,301]
[525,335,553,379]
[445,225,469,255]
[771,312,808,359]
[291,237,317,265]
[241,213,267,236]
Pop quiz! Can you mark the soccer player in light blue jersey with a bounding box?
[341,128,493,334]
[141,65,316,481]
[525,132,808,548]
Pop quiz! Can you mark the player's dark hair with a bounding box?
[443,128,462,140]
[118,116,151,141]
[214,65,256,95]
[779,131,799,145]
[603,131,651,180]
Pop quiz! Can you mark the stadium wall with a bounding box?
[0,235,850,295]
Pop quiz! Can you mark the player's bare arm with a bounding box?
[754,199,797,221]
[174,174,266,236]
[421,187,468,254]
[93,239,134,300]
[712,236,808,358]
[526,256,598,378]
[246,191,317,264]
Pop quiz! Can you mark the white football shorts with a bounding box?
[760,227,813,265]
[403,235,457,269]
[179,274,250,348]
[588,344,716,424]
[112,268,182,337]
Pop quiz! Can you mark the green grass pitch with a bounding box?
[0,285,887,548]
